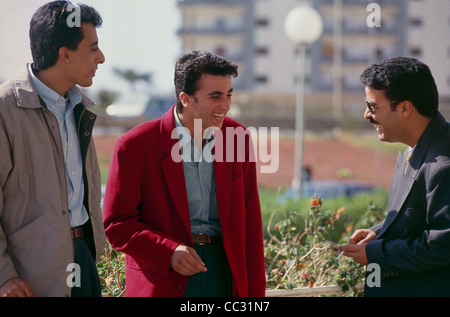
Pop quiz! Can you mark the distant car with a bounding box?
[106,93,174,130]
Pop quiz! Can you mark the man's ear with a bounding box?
[400,100,413,118]
[58,47,70,63]
[179,92,191,108]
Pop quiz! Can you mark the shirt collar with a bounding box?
[173,106,186,131]
[27,63,82,112]
[173,106,216,143]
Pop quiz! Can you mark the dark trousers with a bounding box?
[183,242,232,297]
[71,237,102,297]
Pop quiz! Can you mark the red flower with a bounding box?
[311,199,320,207]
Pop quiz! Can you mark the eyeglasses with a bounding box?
[57,0,74,24]
[365,97,399,114]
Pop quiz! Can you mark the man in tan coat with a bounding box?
[0,1,106,297]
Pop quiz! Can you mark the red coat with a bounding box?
[103,106,266,297]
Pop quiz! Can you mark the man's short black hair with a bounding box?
[360,57,439,117]
[174,50,238,113]
[29,1,102,71]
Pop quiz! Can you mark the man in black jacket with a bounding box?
[339,57,450,297]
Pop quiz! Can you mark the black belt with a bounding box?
[71,227,84,239]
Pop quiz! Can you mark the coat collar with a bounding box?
[13,64,96,110]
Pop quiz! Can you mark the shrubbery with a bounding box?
[264,189,387,296]
[97,189,388,297]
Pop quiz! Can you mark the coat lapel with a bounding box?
[378,150,415,238]
[213,125,232,233]
[159,106,191,233]
[214,161,232,233]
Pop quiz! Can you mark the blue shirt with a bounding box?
[173,107,221,237]
[28,64,88,228]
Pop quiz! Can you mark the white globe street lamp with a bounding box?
[284,5,323,199]
[285,6,323,44]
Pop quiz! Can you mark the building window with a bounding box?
[255,47,269,55]
[255,17,269,27]
[409,47,422,57]
[254,76,268,83]
[409,17,423,27]
[215,46,226,57]
[322,42,333,59]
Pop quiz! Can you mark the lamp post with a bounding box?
[284,5,323,199]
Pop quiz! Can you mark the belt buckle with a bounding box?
[197,233,209,245]
[71,227,83,239]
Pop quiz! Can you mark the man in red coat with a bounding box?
[103,51,266,297]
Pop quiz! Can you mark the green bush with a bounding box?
[263,189,387,296]
[97,242,126,297]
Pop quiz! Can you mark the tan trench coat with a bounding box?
[0,66,105,296]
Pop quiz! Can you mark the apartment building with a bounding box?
[177,0,450,127]
[406,0,450,101]
[177,0,255,91]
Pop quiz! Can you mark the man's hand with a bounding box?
[338,229,377,266]
[338,244,369,265]
[170,245,207,276]
[349,229,377,245]
[0,277,35,297]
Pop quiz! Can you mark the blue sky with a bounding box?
[0,0,181,96]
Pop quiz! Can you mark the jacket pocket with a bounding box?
[401,206,426,237]
[7,213,52,253]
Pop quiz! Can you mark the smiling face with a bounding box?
[364,86,404,143]
[179,73,233,135]
[65,22,105,87]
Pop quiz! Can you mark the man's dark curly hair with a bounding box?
[29,1,102,71]
[174,50,238,113]
[360,57,439,117]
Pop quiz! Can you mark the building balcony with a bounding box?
[322,23,399,35]
[178,25,246,36]
[178,0,247,6]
